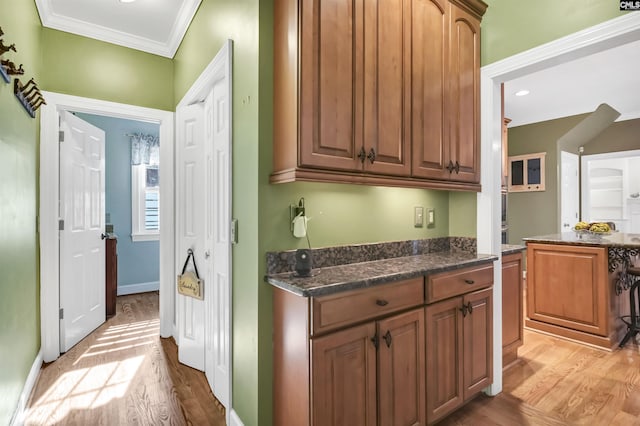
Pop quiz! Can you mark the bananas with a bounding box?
[574,222,611,233]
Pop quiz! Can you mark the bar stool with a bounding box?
[620,266,640,348]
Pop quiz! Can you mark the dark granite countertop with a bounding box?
[266,251,497,297]
[523,232,640,248]
[502,244,526,255]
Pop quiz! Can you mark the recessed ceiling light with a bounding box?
[119,0,136,3]
[515,90,530,97]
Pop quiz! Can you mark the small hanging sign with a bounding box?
[177,248,204,300]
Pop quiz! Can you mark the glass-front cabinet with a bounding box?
[508,152,546,192]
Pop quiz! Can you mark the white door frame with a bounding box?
[39,92,175,363]
[175,40,234,424]
[478,13,640,396]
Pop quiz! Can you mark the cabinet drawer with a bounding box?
[427,264,493,303]
[311,278,424,335]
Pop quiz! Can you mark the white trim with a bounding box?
[39,92,175,363]
[34,0,201,58]
[10,349,42,426]
[131,233,160,242]
[617,110,640,122]
[117,281,160,296]
[176,39,234,425]
[479,13,640,397]
[229,410,244,426]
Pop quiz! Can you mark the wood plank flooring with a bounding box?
[24,292,225,426]
[439,329,640,425]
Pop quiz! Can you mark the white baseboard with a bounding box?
[117,281,160,296]
[10,349,43,426]
[229,410,244,426]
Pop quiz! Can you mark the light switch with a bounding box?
[414,207,424,228]
[427,208,435,227]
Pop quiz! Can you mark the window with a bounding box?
[508,152,546,192]
[132,164,160,241]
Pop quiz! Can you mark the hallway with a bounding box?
[24,293,225,425]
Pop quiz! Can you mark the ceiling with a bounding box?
[504,39,640,128]
[35,0,202,58]
[36,1,640,126]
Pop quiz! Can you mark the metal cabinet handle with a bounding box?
[467,301,473,314]
[376,299,389,307]
[383,330,392,348]
[454,160,460,174]
[357,146,367,163]
[464,279,475,285]
[446,160,455,173]
[367,148,376,164]
[460,304,468,317]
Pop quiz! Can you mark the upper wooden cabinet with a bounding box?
[273,0,487,191]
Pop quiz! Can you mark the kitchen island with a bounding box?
[523,232,640,350]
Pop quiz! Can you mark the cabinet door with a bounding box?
[299,0,363,171]
[378,308,426,426]
[502,252,523,364]
[527,243,608,336]
[410,0,449,180]
[425,297,463,423]
[312,322,377,426]
[447,2,480,183]
[462,287,493,399]
[362,0,411,176]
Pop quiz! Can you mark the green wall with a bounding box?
[0,0,632,424]
[173,0,264,424]
[40,29,174,111]
[507,116,640,246]
[0,0,42,424]
[482,0,628,65]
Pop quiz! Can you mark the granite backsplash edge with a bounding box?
[266,237,477,275]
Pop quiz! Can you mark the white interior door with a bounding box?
[59,111,106,352]
[560,151,579,232]
[176,103,206,371]
[204,78,231,407]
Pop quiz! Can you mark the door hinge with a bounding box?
[59,308,64,319]
[59,131,64,143]
[59,219,64,230]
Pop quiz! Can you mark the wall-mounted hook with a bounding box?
[14,77,44,118]
[1,60,24,75]
[0,39,16,56]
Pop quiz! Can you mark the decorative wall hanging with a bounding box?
[0,26,16,84]
[14,77,46,118]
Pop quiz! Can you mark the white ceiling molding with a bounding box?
[35,0,201,58]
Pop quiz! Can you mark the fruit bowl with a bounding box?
[573,222,612,235]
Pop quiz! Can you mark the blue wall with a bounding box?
[76,113,160,292]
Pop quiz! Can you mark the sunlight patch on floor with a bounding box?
[26,356,144,423]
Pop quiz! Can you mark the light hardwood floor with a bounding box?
[25,292,225,426]
[439,329,640,425]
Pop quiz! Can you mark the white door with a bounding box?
[204,80,231,407]
[560,151,579,232]
[176,103,207,371]
[59,111,106,352]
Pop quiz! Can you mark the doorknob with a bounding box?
[204,250,211,259]
[101,233,107,240]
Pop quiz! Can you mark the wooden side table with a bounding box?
[105,237,118,318]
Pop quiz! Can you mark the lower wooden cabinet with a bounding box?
[273,264,493,426]
[311,308,425,426]
[425,287,493,423]
[502,251,524,368]
[525,242,619,349]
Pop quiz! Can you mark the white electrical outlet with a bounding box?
[414,207,424,227]
[427,208,435,227]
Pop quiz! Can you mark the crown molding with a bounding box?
[35,0,201,58]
